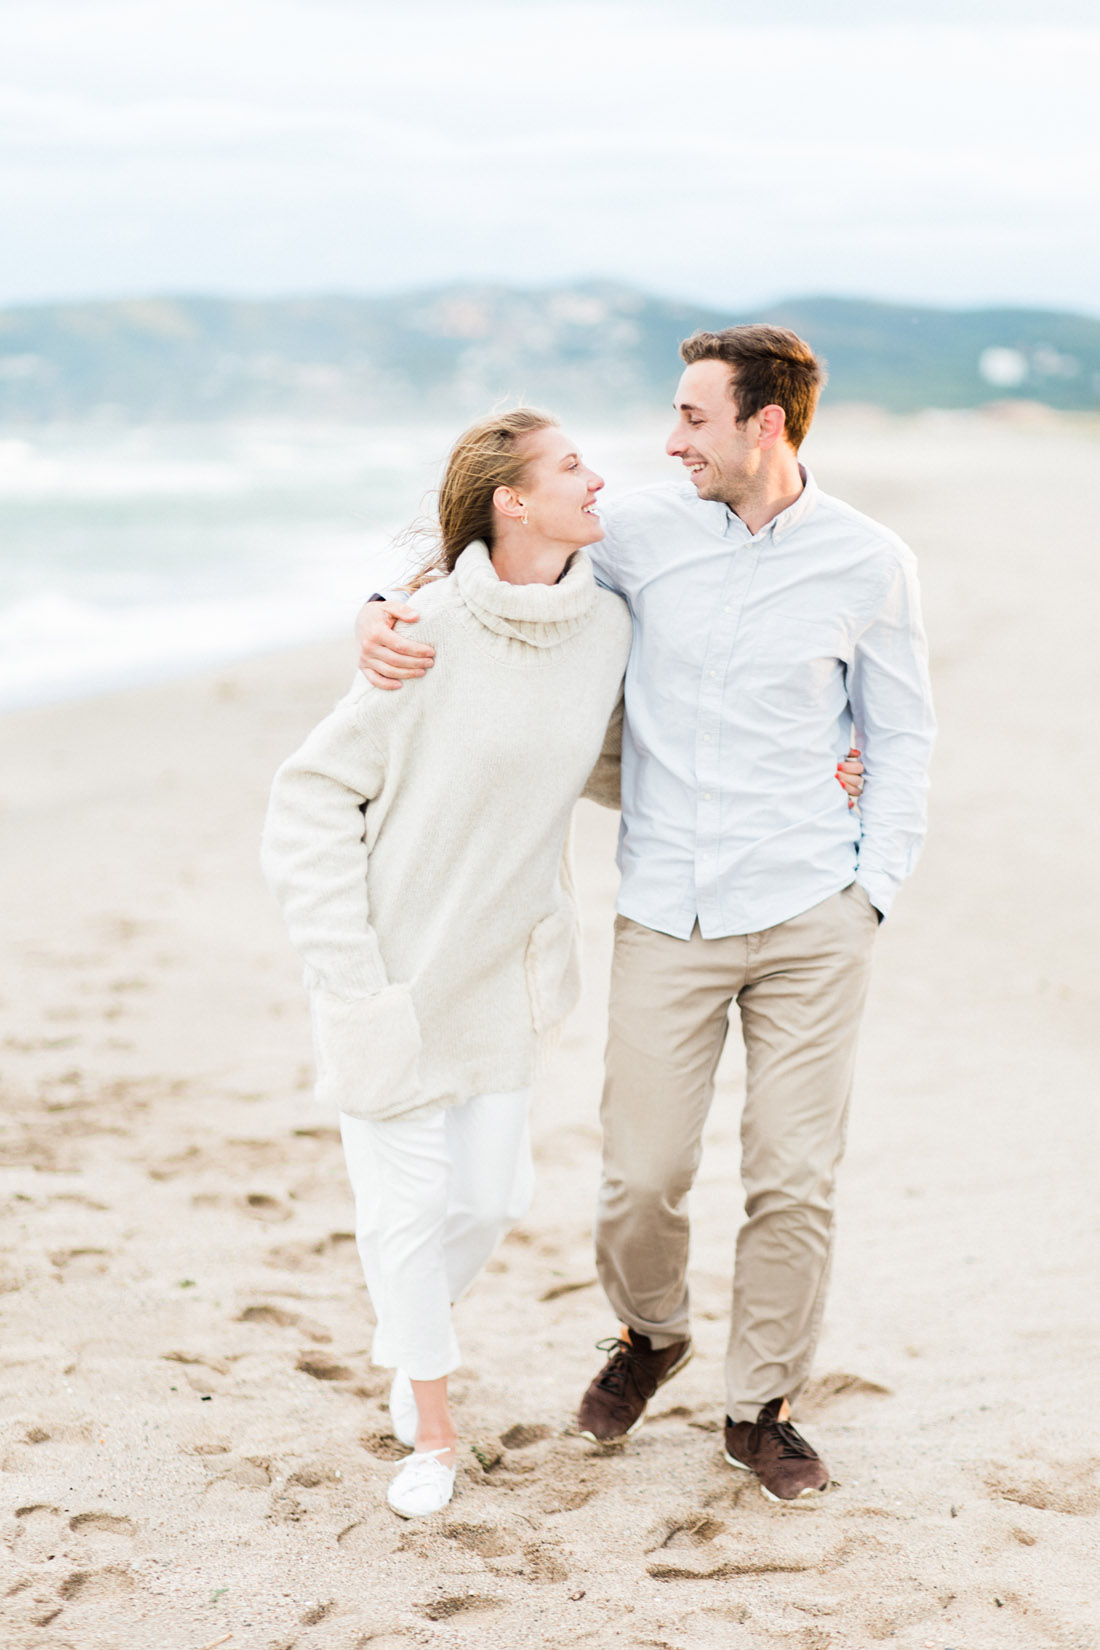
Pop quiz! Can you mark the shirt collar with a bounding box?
[771,465,819,540]
[721,464,819,544]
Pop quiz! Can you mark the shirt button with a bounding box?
[708,670,717,678]
[702,734,711,742]
[703,792,712,800]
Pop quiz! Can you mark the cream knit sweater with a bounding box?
[261,542,632,1123]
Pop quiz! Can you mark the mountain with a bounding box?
[0,285,1097,421]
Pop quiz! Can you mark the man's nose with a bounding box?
[666,427,685,457]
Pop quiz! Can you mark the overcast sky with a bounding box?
[3,0,1098,314]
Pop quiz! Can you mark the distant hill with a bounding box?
[1,285,1098,421]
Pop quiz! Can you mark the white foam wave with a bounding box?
[0,586,365,709]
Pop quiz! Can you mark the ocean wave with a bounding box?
[0,586,367,710]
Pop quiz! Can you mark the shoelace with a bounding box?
[397,1447,453,1482]
[758,1414,817,1461]
[593,1336,652,1400]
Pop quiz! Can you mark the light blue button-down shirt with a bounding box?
[588,469,935,939]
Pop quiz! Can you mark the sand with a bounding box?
[1,411,1099,1650]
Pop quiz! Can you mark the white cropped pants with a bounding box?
[339,1088,533,1382]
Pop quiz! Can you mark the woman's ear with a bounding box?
[492,484,527,522]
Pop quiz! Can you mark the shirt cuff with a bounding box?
[855,870,896,922]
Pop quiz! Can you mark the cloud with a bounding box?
[1,4,1097,312]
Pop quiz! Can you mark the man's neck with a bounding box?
[725,456,805,537]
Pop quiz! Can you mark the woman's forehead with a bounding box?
[527,426,576,465]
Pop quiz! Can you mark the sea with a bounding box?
[0,420,667,711]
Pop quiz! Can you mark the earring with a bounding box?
[520,513,529,526]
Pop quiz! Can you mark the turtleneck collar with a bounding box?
[454,541,598,649]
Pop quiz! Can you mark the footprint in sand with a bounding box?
[516,1541,570,1584]
[11,1504,67,1560]
[647,1511,726,1552]
[292,1126,341,1145]
[300,1600,336,1625]
[286,1464,341,1490]
[162,1350,235,1395]
[417,1594,501,1621]
[297,1351,354,1383]
[57,1566,134,1602]
[538,1276,597,1302]
[237,1303,333,1342]
[498,1422,553,1450]
[650,1403,694,1422]
[984,1459,1100,1516]
[68,1512,136,1539]
[147,1144,204,1181]
[3,1579,66,1633]
[49,1247,111,1277]
[237,1191,294,1223]
[225,1137,296,1170]
[358,1430,408,1462]
[534,1481,599,1514]
[336,1520,403,1558]
[800,1371,892,1412]
[162,1350,231,1375]
[210,1457,273,1489]
[645,1532,854,1584]
[265,1232,357,1272]
[441,1520,521,1558]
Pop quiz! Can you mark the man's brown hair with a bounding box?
[678,324,826,451]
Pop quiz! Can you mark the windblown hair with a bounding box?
[406,407,558,592]
[679,324,826,451]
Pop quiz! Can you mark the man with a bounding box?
[356,325,935,1501]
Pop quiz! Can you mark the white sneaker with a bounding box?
[389,1369,418,1449]
[386,1447,456,1518]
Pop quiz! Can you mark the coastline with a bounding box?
[2,417,1099,1647]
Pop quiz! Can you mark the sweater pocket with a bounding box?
[524,903,582,1038]
[310,983,423,1122]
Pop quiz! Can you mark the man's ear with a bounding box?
[756,404,788,451]
[492,484,526,522]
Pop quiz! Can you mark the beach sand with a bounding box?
[1,412,1098,1650]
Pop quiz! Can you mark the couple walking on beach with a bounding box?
[262,323,935,1520]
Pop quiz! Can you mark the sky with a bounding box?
[2,0,1099,315]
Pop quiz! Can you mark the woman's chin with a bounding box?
[578,521,606,546]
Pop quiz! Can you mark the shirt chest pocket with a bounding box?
[741,614,848,712]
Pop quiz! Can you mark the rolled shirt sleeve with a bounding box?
[847,550,936,920]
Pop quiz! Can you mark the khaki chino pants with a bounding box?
[595,882,879,1423]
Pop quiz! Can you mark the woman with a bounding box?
[262,409,633,1519]
[262,408,864,1521]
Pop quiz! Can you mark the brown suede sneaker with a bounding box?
[724,1397,829,1503]
[575,1329,693,1444]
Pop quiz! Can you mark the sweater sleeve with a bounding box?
[580,687,624,809]
[261,685,390,998]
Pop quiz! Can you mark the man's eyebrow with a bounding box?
[674,401,703,412]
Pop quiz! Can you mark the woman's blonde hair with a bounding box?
[406,407,558,592]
